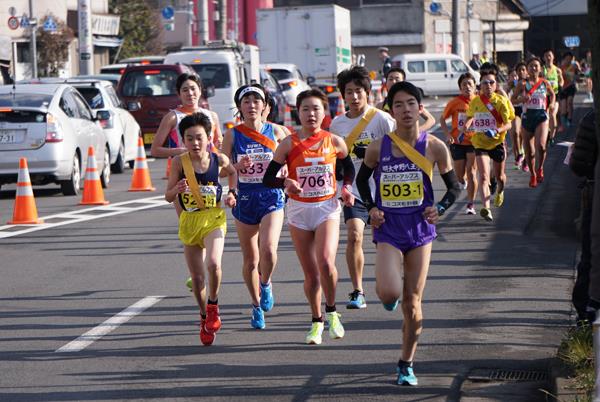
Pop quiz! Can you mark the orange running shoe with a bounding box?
[200,319,215,345]
[536,168,544,183]
[205,304,222,333]
[529,174,538,188]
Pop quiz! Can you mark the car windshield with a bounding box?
[0,93,53,108]
[189,64,231,89]
[269,69,294,81]
[75,87,104,109]
[121,70,179,97]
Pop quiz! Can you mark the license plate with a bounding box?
[0,129,25,144]
[143,132,155,145]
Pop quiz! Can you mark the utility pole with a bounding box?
[451,0,459,54]
[216,0,227,40]
[234,0,239,42]
[78,0,93,75]
[28,0,37,78]
[198,0,209,44]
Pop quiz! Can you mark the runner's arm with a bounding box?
[165,156,184,203]
[431,137,461,213]
[152,112,184,158]
[419,107,436,131]
[262,136,291,188]
[211,111,223,150]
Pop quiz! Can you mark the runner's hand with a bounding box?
[235,155,253,171]
[284,178,302,195]
[423,206,439,225]
[369,207,385,228]
[224,192,236,208]
[341,185,355,207]
[176,178,189,193]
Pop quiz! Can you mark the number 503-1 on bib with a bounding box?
[380,171,424,208]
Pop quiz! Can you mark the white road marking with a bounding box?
[0,196,168,239]
[55,296,165,353]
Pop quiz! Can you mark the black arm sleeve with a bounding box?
[338,154,355,186]
[437,169,461,210]
[356,163,376,212]
[262,160,285,188]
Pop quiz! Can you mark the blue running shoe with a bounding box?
[383,300,399,311]
[251,305,265,329]
[397,365,418,386]
[260,282,274,312]
[346,290,367,309]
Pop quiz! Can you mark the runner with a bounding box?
[507,62,528,171]
[355,81,461,386]
[263,89,356,345]
[462,70,514,221]
[263,91,292,136]
[221,84,287,329]
[375,67,436,131]
[440,72,478,215]
[558,51,581,131]
[164,112,237,346]
[151,73,223,158]
[512,57,555,188]
[329,66,395,309]
[543,50,563,145]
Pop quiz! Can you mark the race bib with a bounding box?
[296,163,335,198]
[472,112,497,131]
[181,185,217,210]
[350,131,372,162]
[380,171,424,208]
[238,151,272,183]
[457,113,467,130]
[525,92,546,110]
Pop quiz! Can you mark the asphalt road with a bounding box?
[0,97,588,401]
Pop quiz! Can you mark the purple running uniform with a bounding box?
[373,131,437,253]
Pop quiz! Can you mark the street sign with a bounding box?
[162,6,174,20]
[563,36,580,48]
[7,16,19,30]
[430,2,441,13]
[164,21,175,31]
[81,53,91,61]
[20,14,29,28]
[43,15,57,32]
[8,7,16,16]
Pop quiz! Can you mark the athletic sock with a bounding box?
[208,299,218,305]
[312,316,324,323]
[325,304,337,313]
[398,359,413,368]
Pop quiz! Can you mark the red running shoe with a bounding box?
[205,304,222,333]
[200,319,215,346]
[536,168,544,183]
[529,174,538,188]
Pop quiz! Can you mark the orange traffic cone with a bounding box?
[335,95,345,116]
[79,146,109,205]
[129,137,156,191]
[8,158,43,224]
[162,156,172,179]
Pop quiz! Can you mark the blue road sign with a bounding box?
[43,16,57,32]
[162,6,175,20]
[20,14,29,28]
[430,2,441,13]
[563,36,580,48]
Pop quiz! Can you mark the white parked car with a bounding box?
[261,63,312,107]
[68,79,140,173]
[391,53,480,96]
[0,83,110,195]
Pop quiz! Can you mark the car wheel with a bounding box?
[111,139,125,174]
[100,145,111,188]
[60,153,81,196]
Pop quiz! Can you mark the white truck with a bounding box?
[256,4,352,83]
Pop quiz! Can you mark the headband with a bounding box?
[238,86,265,102]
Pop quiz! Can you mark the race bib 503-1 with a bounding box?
[380,171,424,208]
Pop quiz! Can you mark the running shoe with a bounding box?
[383,300,399,311]
[494,191,504,207]
[397,365,418,386]
[548,137,555,147]
[200,319,215,346]
[465,203,476,215]
[305,321,324,345]
[489,179,497,196]
[480,207,493,222]
[186,277,193,292]
[251,305,265,330]
[536,168,544,183]
[326,312,345,339]
[259,282,274,312]
[529,174,538,188]
[522,159,529,173]
[514,154,523,170]
[346,290,367,309]
[205,304,222,333]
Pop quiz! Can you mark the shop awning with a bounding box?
[92,35,123,48]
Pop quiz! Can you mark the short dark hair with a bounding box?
[296,89,329,111]
[479,62,499,76]
[515,61,527,71]
[543,49,554,56]
[526,56,543,67]
[176,73,203,94]
[178,112,212,139]
[386,81,422,110]
[563,51,574,59]
[336,66,371,95]
[480,69,497,80]
[458,72,476,88]
[385,67,406,80]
